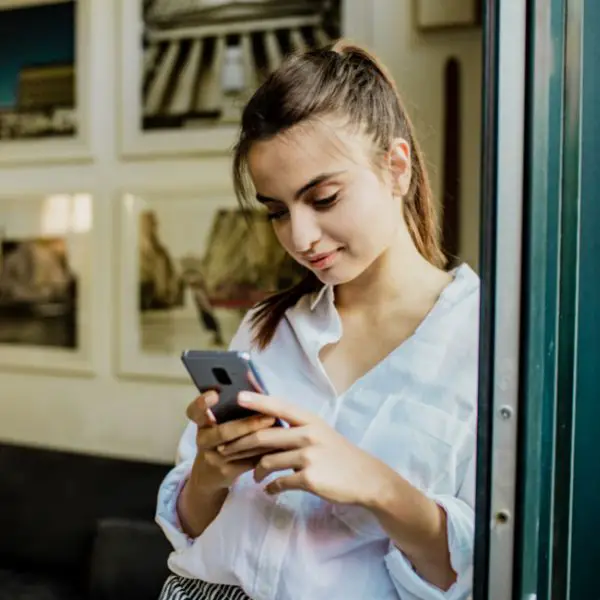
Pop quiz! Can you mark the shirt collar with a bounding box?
[309,284,334,311]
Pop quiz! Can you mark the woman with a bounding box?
[157,39,478,600]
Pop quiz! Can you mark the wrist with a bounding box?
[189,461,228,497]
[358,463,404,512]
[363,469,444,556]
[177,475,229,539]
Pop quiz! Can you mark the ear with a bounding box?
[386,138,412,197]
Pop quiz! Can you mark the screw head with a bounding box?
[495,509,511,525]
[499,405,513,420]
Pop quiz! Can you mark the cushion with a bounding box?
[88,518,171,600]
[0,568,82,600]
[0,442,170,571]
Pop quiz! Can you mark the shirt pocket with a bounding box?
[357,393,474,494]
[331,394,474,540]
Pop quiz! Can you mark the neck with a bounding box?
[335,225,452,314]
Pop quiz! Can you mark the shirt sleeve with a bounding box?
[154,311,256,549]
[383,451,475,600]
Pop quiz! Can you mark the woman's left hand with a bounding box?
[217,391,393,506]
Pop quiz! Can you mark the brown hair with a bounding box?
[233,39,446,350]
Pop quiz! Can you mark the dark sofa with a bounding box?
[0,442,175,600]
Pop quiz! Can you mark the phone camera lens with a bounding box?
[212,367,233,386]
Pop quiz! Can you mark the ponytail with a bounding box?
[403,124,446,268]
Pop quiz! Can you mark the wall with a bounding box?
[374,1,483,270]
[0,0,482,464]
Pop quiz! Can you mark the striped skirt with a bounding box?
[158,574,252,600]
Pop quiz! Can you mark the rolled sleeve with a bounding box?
[155,458,195,550]
[155,417,198,548]
[384,495,473,600]
[384,449,475,600]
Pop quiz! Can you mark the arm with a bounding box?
[176,459,229,538]
[379,452,475,600]
[156,311,257,546]
[221,392,476,599]
[155,422,199,550]
[366,469,457,590]
[157,398,275,545]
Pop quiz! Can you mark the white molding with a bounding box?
[0,189,95,376]
[115,186,241,382]
[0,0,93,165]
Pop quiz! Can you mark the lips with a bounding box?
[308,251,337,263]
[306,249,340,270]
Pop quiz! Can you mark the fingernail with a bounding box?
[217,445,225,453]
[238,392,253,405]
[205,391,218,403]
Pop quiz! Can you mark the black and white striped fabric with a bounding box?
[158,574,253,600]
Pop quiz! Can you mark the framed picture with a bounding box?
[116,189,304,381]
[0,191,94,374]
[0,0,91,165]
[415,0,481,31]
[118,0,374,158]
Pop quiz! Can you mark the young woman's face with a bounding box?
[247,120,411,286]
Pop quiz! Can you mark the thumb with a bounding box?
[187,390,219,426]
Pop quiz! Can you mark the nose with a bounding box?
[289,206,321,254]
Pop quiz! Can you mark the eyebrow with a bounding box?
[255,171,345,204]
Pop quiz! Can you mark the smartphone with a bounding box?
[181,350,282,426]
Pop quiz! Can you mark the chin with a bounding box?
[310,264,362,287]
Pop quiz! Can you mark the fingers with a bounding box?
[219,425,309,458]
[203,450,260,483]
[219,447,273,462]
[186,391,219,427]
[264,471,307,495]
[196,414,276,451]
[253,450,305,483]
[237,392,314,426]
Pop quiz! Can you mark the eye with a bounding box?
[266,208,289,221]
[313,193,339,209]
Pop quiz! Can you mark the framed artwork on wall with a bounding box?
[118,0,374,159]
[414,0,481,32]
[0,191,94,374]
[116,188,304,381]
[0,0,92,165]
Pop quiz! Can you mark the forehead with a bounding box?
[247,120,372,195]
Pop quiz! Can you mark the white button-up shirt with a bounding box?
[156,263,480,600]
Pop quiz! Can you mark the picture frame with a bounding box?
[0,190,95,375]
[118,0,374,159]
[414,0,482,32]
[0,0,92,165]
[116,188,304,381]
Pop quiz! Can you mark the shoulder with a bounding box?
[447,262,480,340]
[432,264,481,407]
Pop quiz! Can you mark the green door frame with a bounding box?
[476,1,588,599]
[569,0,600,596]
[516,0,571,598]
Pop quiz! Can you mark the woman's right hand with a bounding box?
[186,390,276,493]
